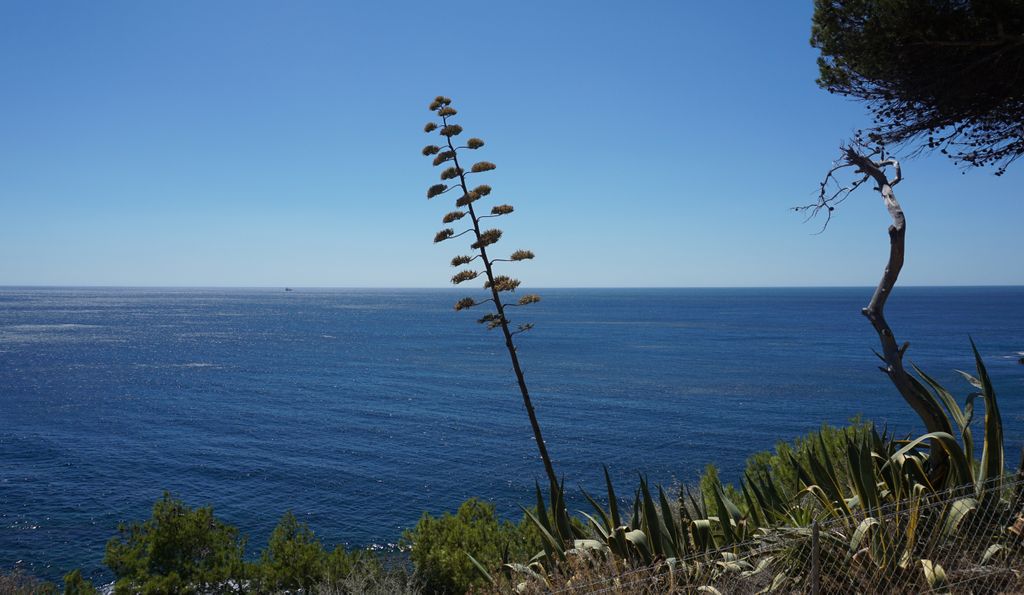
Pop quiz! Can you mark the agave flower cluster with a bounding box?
[421,96,539,332]
[420,96,558,491]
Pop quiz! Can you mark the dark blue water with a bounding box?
[1,287,1022,582]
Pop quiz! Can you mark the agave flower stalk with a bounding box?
[421,96,558,490]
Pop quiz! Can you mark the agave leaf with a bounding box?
[906,373,956,439]
[659,485,684,558]
[468,553,496,585]
[755,472,788,519]
[889,432,972,487]
[684,486,705,521]
[956,370,983,390]
[848,438,881,513]
[527,549,547,565]
[503,561,547,592]
[982,543,1006,565]
[579,511,610,542]
[963,392,978,428]
[638,476,665,557]
[849,517,880,555]
[900,449,935,492]
[716,559,753,573]
[570,538,608,553]
[581,489,611,535]
[745,477,782,523]
[877,450,903,502]
[719,485,743,525]
[741,556,773,577]
[609,526,631,561]
[624,529,653,564]
[971,339,1004,495]
[920,559,948,590]
[941,497,978,537]
[914,365,968,430]
[807,445,844,507]
[870,425,886,451]
[796,485,840,519]
[691,518,714,551]
[903,483,926,563]
[520,506,564,563]
[503,562,541,578]
[526,485,558,566]
[603,465,623,530]
[914,365,977,465]
[630,487,641,529]
[550,478,575,541]
[711,485,738,545]
[534,481,551,534]
[741,482,766,528]
[769,571,791,591]
[817,433,849,495]
[786,451,814,490]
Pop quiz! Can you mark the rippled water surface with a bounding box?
[1,287,1022,581]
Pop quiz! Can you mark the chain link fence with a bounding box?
[542,477,1024,594]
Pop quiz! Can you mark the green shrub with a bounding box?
[257,510,377,592]
[104,492,248,594]
[259,511,326,591]
[62,569,97,595]
[401,498,540,594]
[700,417,874,508]
[102,494,383,594]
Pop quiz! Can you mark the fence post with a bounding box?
[810,520,821,595]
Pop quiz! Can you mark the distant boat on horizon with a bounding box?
[284,287,294,292]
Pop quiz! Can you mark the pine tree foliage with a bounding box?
[812,0,1024,173]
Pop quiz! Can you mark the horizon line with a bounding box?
[1,284,1022,290]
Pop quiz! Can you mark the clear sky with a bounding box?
[1,1,1020,287]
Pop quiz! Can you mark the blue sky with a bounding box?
[1,1,1020,287]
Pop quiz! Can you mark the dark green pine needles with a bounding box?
[420,96,558,490]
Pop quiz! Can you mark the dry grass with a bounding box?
[0,570,57,595]
[313,560,420,595]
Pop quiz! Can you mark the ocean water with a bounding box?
[1,287,1022,582]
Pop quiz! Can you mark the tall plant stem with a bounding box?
[441,114,559,490]
[844,148,952,482]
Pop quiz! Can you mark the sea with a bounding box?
[1,286,1022,583]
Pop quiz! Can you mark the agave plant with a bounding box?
[758,344,1020,592]
[496,344,1020,593]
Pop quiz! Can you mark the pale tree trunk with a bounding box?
[843,148,953,482]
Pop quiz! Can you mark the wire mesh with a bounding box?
[541,476,1024,594]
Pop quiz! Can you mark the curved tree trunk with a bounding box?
[843,148,952,483]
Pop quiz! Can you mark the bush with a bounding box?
[104,492,248,594]
[401,498,540,594]
[700,417,874,508]
[102,494,384,594]
[258,511,378,592]
[62,569,97,595]
[259,511,325,591]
